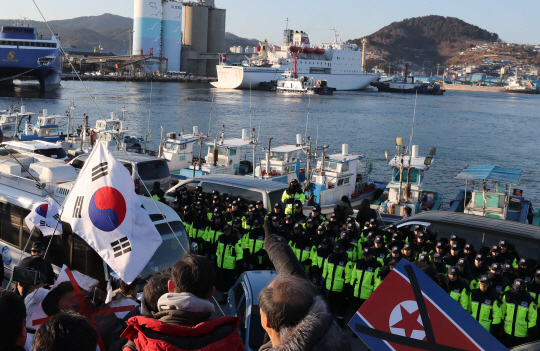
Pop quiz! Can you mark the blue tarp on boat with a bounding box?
[455,165,523,185]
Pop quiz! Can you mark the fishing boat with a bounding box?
[373,142,443,224]
[304,143,387,213]
[159,127,200,179]
[17,109,69,142]
[176,126,255,178]
[253,134,307,184]
[503,74,540,94]
[0,104,35,139]
[448,165,540,225]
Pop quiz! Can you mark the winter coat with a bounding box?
[122,292,245,351]
[259,296,351,351]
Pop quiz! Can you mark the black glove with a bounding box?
[301,259,312,266]
[256,249,267,257]
[285,198,294,204]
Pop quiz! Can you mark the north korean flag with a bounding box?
[349,259,507,351]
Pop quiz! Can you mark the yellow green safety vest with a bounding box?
[470,298,502,332]
[502,296,537,338]
[351,264,381,299]
[322,257,353,293]
[216,239,243,270]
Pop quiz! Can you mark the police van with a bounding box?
[0,154,189,290]
[392,211,540,263]
[165,175,288,211]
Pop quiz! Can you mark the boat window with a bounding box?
[323,161,338,172]
[230,148,237,156]
[34,147,67,159]
[393,169,419,184]
[270,152,286,161]
[341,162,349,172]
[217,147,228,156]
[163,142,179,152]
[139,222,190,279]
[136,160,169,180]
[231,188,263,203]
[0,202,22,247]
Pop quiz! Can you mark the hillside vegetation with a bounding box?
[350,15,499,66]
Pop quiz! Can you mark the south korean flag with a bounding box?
[62,142,162,283]
[25,197,62,236]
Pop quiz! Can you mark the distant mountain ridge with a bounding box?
[349,15,499,66]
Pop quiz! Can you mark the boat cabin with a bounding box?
[309,144,363,206]
[379,145,440,217]
[0,105,34,139]
[162,127,199,176]
[254,134,306,184]
[453,165,536,224]
[18,109,67,142]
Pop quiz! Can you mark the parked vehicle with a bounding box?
[392,211,540,263]
[69,151,171,196]
[223,270,278,351]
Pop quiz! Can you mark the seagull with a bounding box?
[148,23,158,31]
[172,26,181,33]
[151,10,161,17]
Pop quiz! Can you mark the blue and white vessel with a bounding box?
[0,20,62,91]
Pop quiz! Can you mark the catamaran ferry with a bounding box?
[211,28,380,91]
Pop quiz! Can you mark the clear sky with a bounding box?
[9,0,540,45]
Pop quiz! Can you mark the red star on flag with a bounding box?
[391,305,424,338]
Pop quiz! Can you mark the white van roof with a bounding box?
[4,140,63,150]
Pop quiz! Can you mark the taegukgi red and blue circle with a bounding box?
[89,187,127,232]
[35,204,48,217]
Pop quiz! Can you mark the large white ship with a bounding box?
[211,28,380,91]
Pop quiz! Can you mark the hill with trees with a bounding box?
[349,15,499,68]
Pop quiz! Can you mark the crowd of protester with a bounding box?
[2,181,540,350]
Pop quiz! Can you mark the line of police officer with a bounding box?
[172,185,538,347]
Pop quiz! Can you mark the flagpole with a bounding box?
[43,207,65,258]
[6,227,35,289]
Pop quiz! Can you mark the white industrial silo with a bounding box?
[133,0,162,56]
[162,0,183,71]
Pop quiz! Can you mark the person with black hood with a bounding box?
[384,246,403,266]
[30,241,55,286]
[434,241,448,257]
[468,275,503,335]
[463,244,477,264]
[325,215,341,239]
[291,202,307,224]
[150,181,166,203]
[122,256,245,351]
[527,270,540,306]
[470,254,490,289]
[303,218,317,237]
[377,259,399,286]
[283,214,296,231]
[401,243,416,262]
[447,266,471,310]
[204,213,225,263]
[225,201,245,226]
[181,205,194,232]
[243,205,263,231]
[242,218,267,271]
[269,215,282,234]
[489,263,512,294]
[387,232,405,252]
[498,240,518,265]
[501,279,538,348]
[174,187,193,211]
[215,225,243,304]
[336,231,358,262]
[333,196,354,224]
[355,198,377,228]
[207,195,224,221]
[282,179,305,215]
[502,263,516,283]
[412,231,434,259]
[486,245,505,267]
[255,200,267,217]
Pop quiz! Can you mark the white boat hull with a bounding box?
[211,65,380,91]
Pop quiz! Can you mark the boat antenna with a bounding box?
[207,93,214,136]
[304,95,311,141]
[145,79,153,152]
[407,91,418,167]
[315,124,319,157]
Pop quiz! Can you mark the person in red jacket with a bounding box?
[121,254,245,351]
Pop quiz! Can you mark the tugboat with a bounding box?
[448,165,540,225]
[274,71,336,95]
[370,64,445,95]
[373,141,443,224]
[503,74,540,94]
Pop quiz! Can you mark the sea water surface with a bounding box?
[1,81,539,207]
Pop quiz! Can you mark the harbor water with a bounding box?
[1,81,540,207]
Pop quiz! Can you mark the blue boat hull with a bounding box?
[0,47,62,91]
